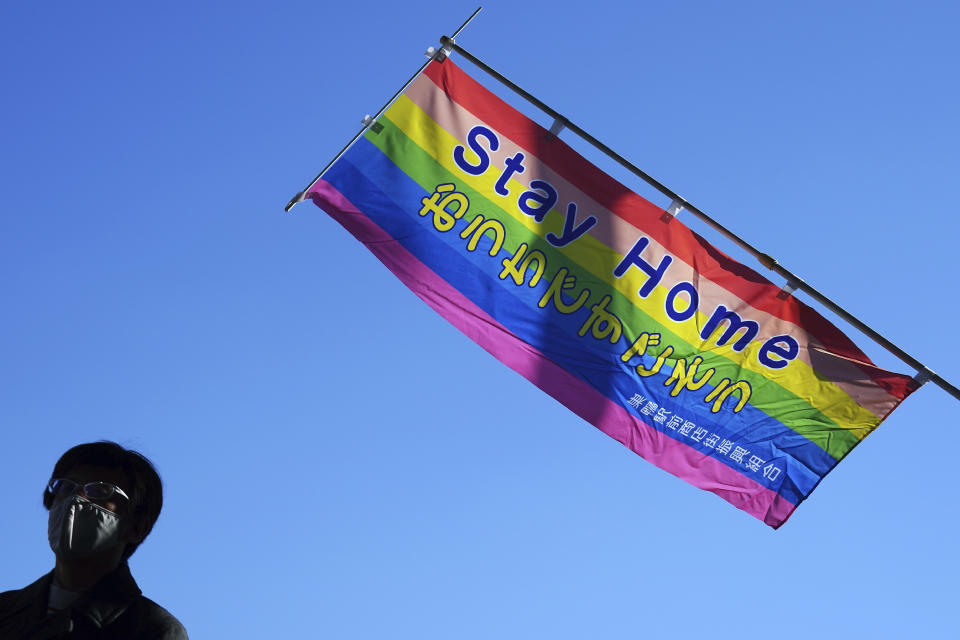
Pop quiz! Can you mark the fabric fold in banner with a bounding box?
[306,57,918,528]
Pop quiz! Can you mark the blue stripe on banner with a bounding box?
[323,135,836,505]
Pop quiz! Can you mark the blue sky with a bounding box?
[2,2,959,638]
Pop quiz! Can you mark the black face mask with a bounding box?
[48,496,124,558]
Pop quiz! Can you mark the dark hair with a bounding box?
[43,441,164,560]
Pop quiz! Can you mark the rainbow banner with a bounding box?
[306,58,917,527]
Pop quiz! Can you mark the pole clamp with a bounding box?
[361,114,384,134]
[427,36,455,62]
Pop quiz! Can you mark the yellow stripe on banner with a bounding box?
[385,94,881,439]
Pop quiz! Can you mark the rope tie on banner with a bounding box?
[777,278,801,300]
[913,369,933,387]
[545,117,567,141]
[660,198,685,223]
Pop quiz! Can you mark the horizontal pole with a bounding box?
[443,38,960,402]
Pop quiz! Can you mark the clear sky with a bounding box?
[3,2,959,638]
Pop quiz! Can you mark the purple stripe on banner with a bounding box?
[309,179,798,528]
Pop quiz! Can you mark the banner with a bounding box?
[306,58,917,527]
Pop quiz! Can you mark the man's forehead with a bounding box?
[64,464,130,491]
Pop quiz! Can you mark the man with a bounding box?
[0,441,188,639]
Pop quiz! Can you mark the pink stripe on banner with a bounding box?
[308,179,797,529]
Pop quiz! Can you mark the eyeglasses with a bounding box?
[47,478,130,502]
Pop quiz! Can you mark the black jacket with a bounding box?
[0,563,187,639]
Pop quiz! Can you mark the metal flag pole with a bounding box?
[440,37,960,402]
[283,7,483,213]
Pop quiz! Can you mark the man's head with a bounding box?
[43,441,164,561]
